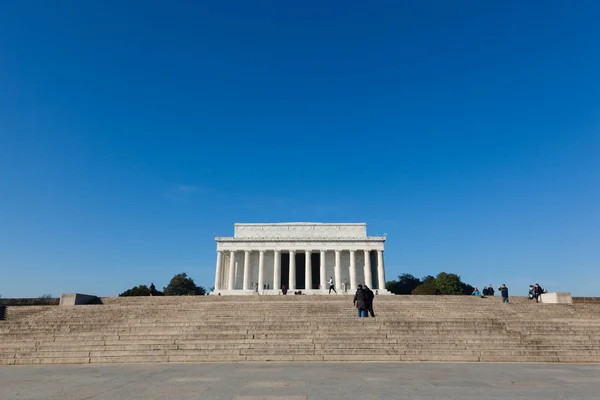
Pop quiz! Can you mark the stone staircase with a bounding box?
[1,295,599,365]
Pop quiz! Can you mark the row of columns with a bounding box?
[214,249,386,291]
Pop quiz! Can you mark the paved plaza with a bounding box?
[1,362,599,400]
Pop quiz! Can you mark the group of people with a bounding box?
[281,276,339,295]
[472,284,508,302]
[471,283,545,304]
[353,284,376,318]
[472,284,509,302]
[471,284,495,297]
[528,283,545,303]
[482,286,495,296]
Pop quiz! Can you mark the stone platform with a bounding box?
[1,362,600,400]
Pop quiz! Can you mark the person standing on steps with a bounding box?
[329,276,337,294]
[149,282,156,296]
[498,284,509,303]
[353,284,368,318]
[364,285,375,317]
[534,283,544,303]
[487,285,495,296]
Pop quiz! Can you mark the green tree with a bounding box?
[163,273,206,296]
[412,283,440,295]
[433,272,465,295]
[421,275,436,285]
[385,273,422,295]
[39,294,53,299]
[119,285,151,297]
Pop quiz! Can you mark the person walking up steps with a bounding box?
[329,276,337,294]
[353,284,368,318]
[364,285,375,317]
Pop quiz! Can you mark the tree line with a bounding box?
[385,272,475,295]
[119,272,206,296]
[119,271,474,297]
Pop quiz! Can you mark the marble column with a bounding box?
[258,250,265,291]
[305,250,312,290]
[349,250,357,290]
[377,250,386,290]
[214,251,223,291]
[243,250,251,290]
[273,250,281,290]
[334,250,341,292]
[228,250,236,290]
[363,250,373,289]
[320,250,326,291]
[289,250,296,290]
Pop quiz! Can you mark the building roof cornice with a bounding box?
[215,236,386,242]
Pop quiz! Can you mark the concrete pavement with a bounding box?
[1,362,599,399]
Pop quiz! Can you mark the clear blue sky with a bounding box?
[1,1,599,298]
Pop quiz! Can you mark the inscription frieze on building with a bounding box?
[233,223,367,239]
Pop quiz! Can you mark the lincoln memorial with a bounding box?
[213,222,390,295]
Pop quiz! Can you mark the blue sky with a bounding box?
[1,1,599,298]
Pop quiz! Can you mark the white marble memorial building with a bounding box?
[213,223,390,295]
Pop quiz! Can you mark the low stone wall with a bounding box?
[573,297,600,303]
[539,292,572,304]
[0,298,60,306]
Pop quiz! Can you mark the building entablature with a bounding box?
[215,239,385,252]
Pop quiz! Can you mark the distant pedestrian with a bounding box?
[472,288,482,297]
[149,282,156,296]
[364,285,375,317]
[534,283,544,303]
[487,285,495,296]
[528,285,535,300]
[498,284,509,303]
[329,277,337,294]
[281,284,288,295]
[353,284,368,318]
[482,286,489,296]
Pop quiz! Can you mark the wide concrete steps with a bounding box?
[1,296,599,364]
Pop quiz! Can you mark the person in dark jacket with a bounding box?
[534,283,544,303]
[498,284,509,303]
[353,284,368,318]
[487,285,494,296]
[364,285,375,317]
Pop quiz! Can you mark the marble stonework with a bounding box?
[213,223,390,295]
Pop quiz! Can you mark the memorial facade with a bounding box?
[213,222,391,295]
